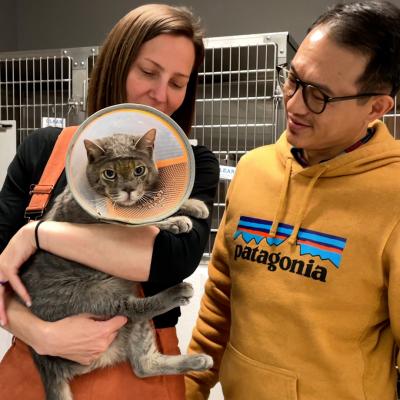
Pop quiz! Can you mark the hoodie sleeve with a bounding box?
[185,169,239,399]
[384,217,400,360]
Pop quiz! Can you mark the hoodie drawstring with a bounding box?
[270,158,293,237]
[270,157,328,246]
[288,166,328,245]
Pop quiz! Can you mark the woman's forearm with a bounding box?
[3,295,128,364]
[3,296,48,353]
[29,221,160,282]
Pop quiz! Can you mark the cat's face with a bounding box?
[84,129,159,207]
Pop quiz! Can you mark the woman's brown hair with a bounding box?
[87,4,204,135]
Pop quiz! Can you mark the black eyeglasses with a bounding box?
[276,63,387,114]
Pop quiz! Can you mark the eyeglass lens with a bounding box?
[278,68,326,113]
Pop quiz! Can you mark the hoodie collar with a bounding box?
[269,120,400,244]
[290,127,376,167]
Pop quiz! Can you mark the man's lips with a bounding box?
[288,115,312,132]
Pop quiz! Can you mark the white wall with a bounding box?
[7,0,400,53]
[0,329,11,360]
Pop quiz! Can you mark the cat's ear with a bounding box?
[135,128,156,154]
[84,139,105,163]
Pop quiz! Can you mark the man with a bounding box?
[185,1,400,399]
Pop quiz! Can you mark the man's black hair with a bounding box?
[309,1,400,96]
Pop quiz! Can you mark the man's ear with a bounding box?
[367,95,395,122]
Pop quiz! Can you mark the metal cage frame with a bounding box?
[1,32,399,259]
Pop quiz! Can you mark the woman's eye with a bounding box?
[102,169,116,180]
[170,81,186,89]
[134,166,146,176]
[141,68,155,77]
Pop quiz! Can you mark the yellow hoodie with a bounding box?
[186,121,400,400]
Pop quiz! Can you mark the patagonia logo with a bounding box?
[234,216,347,269]
[234,245,327,282]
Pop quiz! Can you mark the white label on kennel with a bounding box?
[42,117,66,128]
[220,165,236,181]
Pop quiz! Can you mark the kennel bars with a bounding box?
[0,32,399,257]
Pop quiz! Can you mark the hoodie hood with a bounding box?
[270,120,400,244]
[276,120,400,178]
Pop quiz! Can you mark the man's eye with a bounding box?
[134,166,146,176]
[309,87,326,102]
[102,169,116,180]
[286,75,297,86]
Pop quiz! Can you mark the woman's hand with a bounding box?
[0,222,38,325]
[37,314,128,365]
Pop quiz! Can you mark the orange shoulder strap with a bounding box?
[25,126,79,220]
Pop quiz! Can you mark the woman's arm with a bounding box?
[3,295,127,365]
[0,128,129,360]
[0,143,218,324]
[147,145,220,285]
[35,221,160,281]
[0,220,159,322]
[1,145,219,292]
[35,146,219,285]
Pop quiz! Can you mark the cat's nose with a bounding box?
[127,190,142,202]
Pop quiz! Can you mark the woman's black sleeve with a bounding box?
[0,128,60,252]
[147,146,219,285]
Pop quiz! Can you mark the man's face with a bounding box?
[285,26,375,155]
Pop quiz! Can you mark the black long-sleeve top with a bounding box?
[0,127,219,328]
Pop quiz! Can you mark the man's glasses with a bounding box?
[276,63,387,114]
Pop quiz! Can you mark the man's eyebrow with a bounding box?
[291,65,334,96]
[143,58,190,79]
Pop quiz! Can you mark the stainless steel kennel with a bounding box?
[0,32,398,257]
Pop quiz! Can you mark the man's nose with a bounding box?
[286,86,309,114]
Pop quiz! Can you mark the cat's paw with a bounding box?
[166,282,194,306]
[156,216,193,234]
[188,354,214,371]
[180,199,209,219]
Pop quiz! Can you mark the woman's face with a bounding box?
[126,34,195,116]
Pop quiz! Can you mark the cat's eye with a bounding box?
[102,169,116,180]
[134,165,146,176]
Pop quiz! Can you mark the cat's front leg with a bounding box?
[155,216,192,234]
[126,282,194,321]
[179,198,209,219]
[128,321,213,378]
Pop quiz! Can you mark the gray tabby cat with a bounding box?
[19,128,213,400]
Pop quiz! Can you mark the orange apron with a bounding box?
[0,327,184,400]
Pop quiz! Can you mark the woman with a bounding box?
[0,4,219,399]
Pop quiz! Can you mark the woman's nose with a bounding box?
[149,80,168,103]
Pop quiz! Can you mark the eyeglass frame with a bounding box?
[276,63,388,114]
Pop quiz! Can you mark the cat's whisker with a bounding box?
[89,198,109,210]
[137,197,155,208]
[145,190,163,196]
[139,196,156,205]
